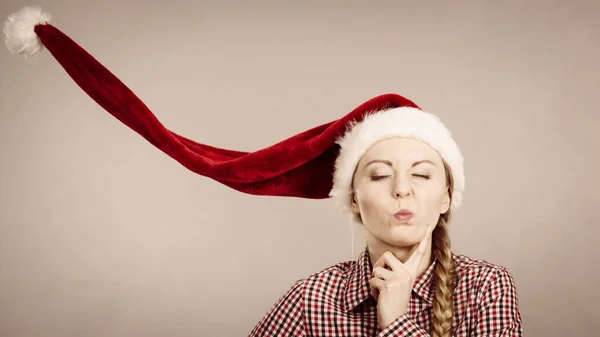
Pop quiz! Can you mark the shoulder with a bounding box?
[286,260,355,299]
[453,253,516,281]
[304,259,355,283]
[451,253,520,301]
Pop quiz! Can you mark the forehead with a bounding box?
[358,137,442,167]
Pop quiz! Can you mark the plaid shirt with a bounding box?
[249,247,523,336]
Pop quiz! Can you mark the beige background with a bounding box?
[1,0,599,336]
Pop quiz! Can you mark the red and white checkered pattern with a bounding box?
[249,247,523,336]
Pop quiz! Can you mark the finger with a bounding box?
[405,224,434,270]
[369,277,385,299]
[405,224,435,272]
[372,266,396,281]
[371,289,379,301]
[372,253,388,270]
[368,278,377,299]
[373,251,403,273]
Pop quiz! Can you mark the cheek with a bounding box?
[415,187,447,215]
[357,188,388,216]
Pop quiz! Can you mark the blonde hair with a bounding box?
[430,160,456,337]
[350,160,456,337]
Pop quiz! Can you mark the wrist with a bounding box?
[380,312,408,330]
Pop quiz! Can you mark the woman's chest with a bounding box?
[302,296,475,337]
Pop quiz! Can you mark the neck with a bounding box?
[366,235,433,277]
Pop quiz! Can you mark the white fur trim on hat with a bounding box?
[329,106,465,215]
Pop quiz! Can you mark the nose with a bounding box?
[393,175,411,198]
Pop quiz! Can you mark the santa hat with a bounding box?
[4,6,465,215]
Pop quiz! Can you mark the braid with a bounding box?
[430,159,456,337]
[430,215,456,337]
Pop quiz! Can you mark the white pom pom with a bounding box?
[4,6,51,58]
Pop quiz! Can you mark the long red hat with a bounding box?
[4,6,465,215]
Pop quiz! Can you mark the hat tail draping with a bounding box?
[5,7,420,199]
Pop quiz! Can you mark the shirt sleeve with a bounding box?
[377,266,523,337]
[377,315,430,337]
[473,266,523,336]
[248,279,306,337]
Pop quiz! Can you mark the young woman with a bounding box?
[248,108,524,336]
[5,7,523,337]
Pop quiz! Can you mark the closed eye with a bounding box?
[371,174,430,181]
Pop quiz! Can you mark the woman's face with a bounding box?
[351,137,450,247]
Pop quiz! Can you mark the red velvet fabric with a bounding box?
[33,23,421,199]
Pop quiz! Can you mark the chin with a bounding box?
[386,225,424,246]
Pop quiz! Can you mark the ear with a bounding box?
[440,189,451,214]
[351,193,360,214]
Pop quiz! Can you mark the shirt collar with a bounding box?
[343,247,436,312]
[413,257,436,304]
[343,247,373,312]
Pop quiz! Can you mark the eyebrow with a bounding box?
[364,159,436,169]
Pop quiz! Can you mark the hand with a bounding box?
[369,224,435,330]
